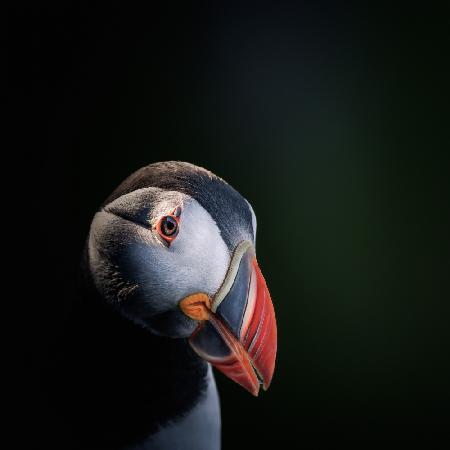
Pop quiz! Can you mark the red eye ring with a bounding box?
[155,208,181,244]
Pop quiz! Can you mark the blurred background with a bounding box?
[9,2,449,446]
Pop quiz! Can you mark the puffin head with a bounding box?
[88,161,277,396]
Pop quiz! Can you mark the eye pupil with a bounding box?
[162,216,178,236]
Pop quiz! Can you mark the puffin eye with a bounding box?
[156,212,180,244]
[161,216,178,236]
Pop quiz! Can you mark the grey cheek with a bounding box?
[120,241,190,313]
[88,200,232,338]
[114,242,205,338]
[121,240,225,311]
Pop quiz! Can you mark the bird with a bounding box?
[46,161,277,450]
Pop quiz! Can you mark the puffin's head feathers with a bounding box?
[87,161,276,395]
[88,162,254,337]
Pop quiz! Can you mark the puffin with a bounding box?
[50,161,277,450]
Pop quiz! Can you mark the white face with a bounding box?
[88,187,233,337]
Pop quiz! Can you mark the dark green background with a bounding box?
[11,2,449,445]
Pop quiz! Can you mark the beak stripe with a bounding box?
[253,306,272,362]
[243,259,267,352]
[246,289,267,355]
[212,241,253,312]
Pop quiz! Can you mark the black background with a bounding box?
[9,2,450,447]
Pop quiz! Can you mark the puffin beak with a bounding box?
[179,241,277,396]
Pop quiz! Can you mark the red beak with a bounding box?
[186,242,277,396]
